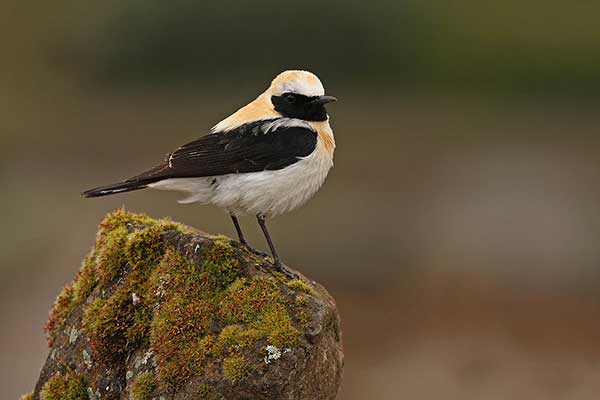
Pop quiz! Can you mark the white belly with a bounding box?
[149,142,333,218]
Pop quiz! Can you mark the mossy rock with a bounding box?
[31,210,343,400]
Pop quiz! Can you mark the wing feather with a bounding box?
[136,118,317,180]
[83,118,317,198]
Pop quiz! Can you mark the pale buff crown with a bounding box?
[266,70,325,97]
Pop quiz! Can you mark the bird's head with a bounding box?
[265,70,336,122]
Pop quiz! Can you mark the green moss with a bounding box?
[99,208,156,233]
[125,226,165,269]
[201,237,240,291]
[46,254,100,345]
[100,208,194,235]
[195,383,225,400]
[150,249,219,391]
[286,279,317,297]
[40,373,87,400]
[226,277,247,292]
[82,269,154,362]
[252,309,299,348]
[130,372,156,400]
[149,246,299,391]
[197,383,210,394]
[45,284,74,345]
[19,392,32,400]
[271,271,289,283]
[128,307,152,345]
[296,310,311,329]
[50,210,304,395]
[219,277,282,322]
[82,219,170,363]
[71,255,98,304]
[95,225,129,285]
[196,383,211,398]
[46,211,155,345]
[83,295,128,362]
[215,325,263,356]
[157,219,196,235]
[154,332,214,392]
[222,354,252,383]
[219,277,300,348]
[295,295,309,307]
[83,280,147,361]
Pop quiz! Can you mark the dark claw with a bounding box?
[243,244,269,258]
[272,261,299,280]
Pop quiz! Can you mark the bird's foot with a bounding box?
[272,261,299,280]
[241,242,270,258]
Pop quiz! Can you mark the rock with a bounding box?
[30,210,343,400]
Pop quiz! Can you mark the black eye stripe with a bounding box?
[271,93,329,121]
[280,93,316,105]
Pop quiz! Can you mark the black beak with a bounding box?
[309,95,337,105]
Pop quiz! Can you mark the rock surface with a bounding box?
[31,210,343,400]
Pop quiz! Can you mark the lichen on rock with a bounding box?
[33,209,343,400]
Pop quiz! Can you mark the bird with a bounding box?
[83,70,336,274]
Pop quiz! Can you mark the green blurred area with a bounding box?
[2,1,600,399]
[4,0,600,93]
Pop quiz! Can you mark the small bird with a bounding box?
[83,70,336,273]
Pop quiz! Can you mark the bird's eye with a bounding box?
[284,94,296,104]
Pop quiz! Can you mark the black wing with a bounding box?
[83,119,317,197]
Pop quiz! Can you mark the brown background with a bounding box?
[2,1,600,399]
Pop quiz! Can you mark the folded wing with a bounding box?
[82,119,318,197]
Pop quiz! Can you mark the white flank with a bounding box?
[148,135,333,218]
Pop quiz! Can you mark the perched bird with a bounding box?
[83,70,336,273]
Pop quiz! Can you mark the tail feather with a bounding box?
[82,180,148,198]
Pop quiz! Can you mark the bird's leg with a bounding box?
[256,214,298,279]
[229,213,267,256]
[256,214,280,264]
[230,213,248,246]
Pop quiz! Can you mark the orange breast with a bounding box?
[309,120,336,157]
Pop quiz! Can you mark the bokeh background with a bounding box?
[2,1,600,398]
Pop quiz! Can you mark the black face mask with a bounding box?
[271,93,329,121]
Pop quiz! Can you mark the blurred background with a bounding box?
[2,1,600,398]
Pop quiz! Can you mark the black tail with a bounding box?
[82,180,148,198]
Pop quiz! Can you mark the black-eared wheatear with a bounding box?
[84,70,336,272]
